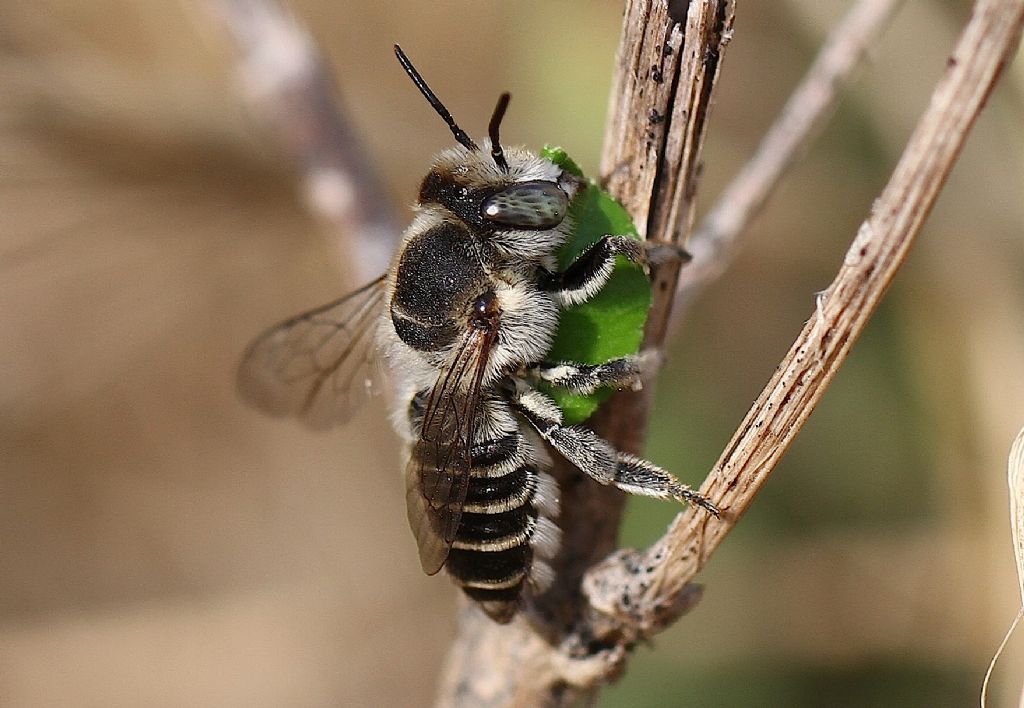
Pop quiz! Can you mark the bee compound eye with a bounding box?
[481,181,568,229]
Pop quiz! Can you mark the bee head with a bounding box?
[396,45,579,237]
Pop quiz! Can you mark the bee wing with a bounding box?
[237,275,387,429]
[406,325,496,575]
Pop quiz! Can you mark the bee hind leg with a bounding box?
[509,383,717,515]
[613,453,719,515]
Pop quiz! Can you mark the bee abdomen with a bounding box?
[452,508,537,551]
[446,545,531,588]
[446,543,532,624]
[463,464,537,513]
[470,433,522,471]
[447,451,542,622]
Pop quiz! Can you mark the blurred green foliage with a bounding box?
[604,656,976,707]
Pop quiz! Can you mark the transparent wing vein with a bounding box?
[237,275,387,429]
[405,325,494,574]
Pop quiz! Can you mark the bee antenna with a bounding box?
[394,44,478,152]
[488,92,511,172]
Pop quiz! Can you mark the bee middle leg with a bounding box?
[525,351,662,395]
[508,382,718,515]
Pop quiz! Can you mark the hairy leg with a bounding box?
[541,235,644,307]
[507,382,717,514]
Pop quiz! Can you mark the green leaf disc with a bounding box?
[539,145,651,424]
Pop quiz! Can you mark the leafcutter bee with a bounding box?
[238,45,717,624]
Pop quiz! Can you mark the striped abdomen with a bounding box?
[445,425,559,623]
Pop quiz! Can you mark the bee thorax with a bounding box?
[390,220,486,351]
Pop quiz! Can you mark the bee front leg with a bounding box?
[542,236,694,308]
[542,235,644,307]
[508,382,718,515]
[643,241,692,267]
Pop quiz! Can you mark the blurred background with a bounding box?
[1,1,1022,706]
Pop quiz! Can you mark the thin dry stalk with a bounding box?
[583,0,1024,651]
[199,0,398,278]
[678,0,904,311]
[981,426,1024,706]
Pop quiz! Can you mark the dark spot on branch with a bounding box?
[688,4,730,147]
[834,329,851,352]
[649,109,664,125]
[651,66,664,83]
[667,0,689,25]
[704,46,721,68]
[551,682,569,702]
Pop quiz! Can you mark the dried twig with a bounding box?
[200,0,398,278]
[583,0,1024,653]
[982,426,1024,705]
[600,0,735,360]
[678,0,904,311]
[436,2,735,706]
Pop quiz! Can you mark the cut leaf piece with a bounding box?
[540,145,651,425]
